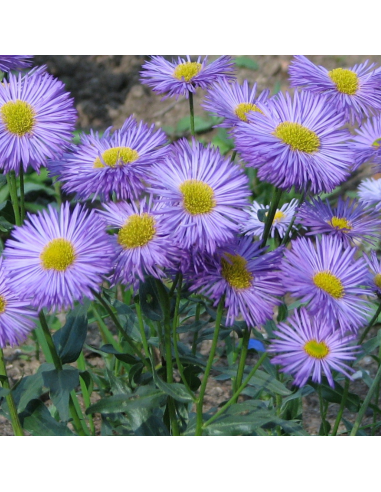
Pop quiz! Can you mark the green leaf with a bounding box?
[42,366,80,422]
[257,209,267,223]
[139,276,163,321]
[53,299,90,363]
[98,344,141,365]
[310,379,360,412]
[250,370,292,396]
[152,370,194,403]
[19,399,75,436]
[17,363,55,413]
[234,56,259,70]
[0,388,10,398]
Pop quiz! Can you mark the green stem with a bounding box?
[372,335,381,436]
[318,386,329,436]
[203,352,268,429]
[359,303,381,344]
[0,348,24,436]
[189,92,195,136]
[331,378,350,436]
[136,298,151,360]
[351,363,381,436]
[261,187,283,249]
[38,311,87,436]
[6,172,21,226]
[19,167,25,224]
[195,297,224,436]
[233,328,250,403]
[77,352,95,435]
[280,189,308,247]
[231,150,237,162]
[192,302,201,356]
[54,181,62,207]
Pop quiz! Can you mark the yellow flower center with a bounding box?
[304,340,330,359]
[234,102,264,122]
[0,295,7,314]
[179,179,216,215]
[221,253,253,290]
[313,271,344,299]
[328,68,359,95]
[0,100,36,136]
[117,213,156,249]
[173,62,202,82]
[273,122,320,153]
[40,238,76,271]
[93,147,139,169]
[329,216,352,231]
[273,210,286,223]
[374,274,381,289]
[372,138,381,148]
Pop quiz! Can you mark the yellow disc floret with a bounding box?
[118,214,156,249]
[329,216,352,231]
[274,122,320,153]
[1,100,36,136]
[374,273,381,289]
[273,210,286,223]
[234,103,264,122]
[373,138,381,148]
[328,68,359,95]
[179,179,216,215]
[93,147,139,169]
[304,340,330,359]
[173,62,202,82]
[40,238,76,271]
[0,295,7,314]
[221,253,253,290]
[313,271,344,299]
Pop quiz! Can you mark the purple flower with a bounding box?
[298,197,381,247]
[148,138,250,254]
[0,258,37,348]
[268,308,359,388]
[234,90,352,194]
[100,199,178,289]
[242,199,299,239]
[140,56,236,100]
[351,116,381,171]
[202,79,270,128]
[3,203,115,312]
[281,236,374,333]
[358,178,381,209]
[289,55,381,124]
[0,66,77,175]
[363,251,381,296]
[0,56,33,73]
[190,236,284,327]
[48,116,169,202]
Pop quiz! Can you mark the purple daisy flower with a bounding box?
[298,197,381,247]
[268,308,358,388]
[0,56,33,73]
[202,79,270,128]
[48,116,169,201]
[289,55,381,124]
[148,138,250,254]
[3,203,115,312]
[140,55,236,100]
[358,178,381,209]
[281,236,374,333]
[351,116,381,171]
[100,199,178,289]
[190,236,284,327]
[234,90,352,194]
[0,66,77,175]
[363,251,381,296]
[242,199,299,239]
[0,258,37,348]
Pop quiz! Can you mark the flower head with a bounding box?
[0,258,37,348]
[351,116,381,171]
[148,138,250,254]
[140,55,236,100]
[281,236,374,333]
[289,55,381,124]
[242,199,299,239]
[268,308,359,387]
[298,197,381,247]
[202,79,270,128]
[3,203,114,312]
[0,56,33,73]
[358,178,381,209]
[363,251,381,296]
[234,90,352,194]
[100,199,178,289]
[190,236,284,327]
[48,116,169,202]
[0,66,77,174]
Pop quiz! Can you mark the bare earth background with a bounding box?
[1,55,381,436]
